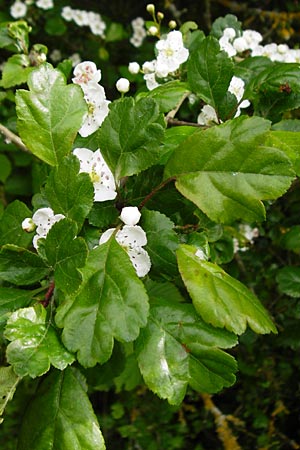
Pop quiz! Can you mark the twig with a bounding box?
[201,393,242,450]
[139,176,176,209]
[0,123,30,153]
[167,118,206,128]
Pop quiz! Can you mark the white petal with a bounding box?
[99,228,116,245]
[116,225,147,248]
[127,247,151,277]
[94,184,117,201]
[120,206,141,226]
[73,148,94,173]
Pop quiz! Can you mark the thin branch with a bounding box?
[0,123,30,153]
[167,118,206,128]
[139,176,176,210]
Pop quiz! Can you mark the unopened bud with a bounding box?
[148,25,158,36]
[22,217,35,233]
[169,20,177,29]
[116,77,130,94]
[128,62,140,74]
[146,4,155,14]
[120,206,141,226]
[157,12,164,21]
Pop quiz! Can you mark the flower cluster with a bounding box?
[219,27,300,63]
[72,61,110,137]
[10,0,53,18]
[130,17,147,47]
[99,207,151,277]
[22,207,65,249]
[73,148,117,202]
[142,30,189,90]
[234,224,260,253]
[61,6,106,37]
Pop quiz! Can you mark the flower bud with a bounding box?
[157,12,164,20]
[148,25,158,36]
[169,20,177,29]
[22,217,36,233]
[128,62,140,74]
[116,77,130,93]
[120,206,141,226]
[146,4,155,14]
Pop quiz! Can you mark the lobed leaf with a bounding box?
[56,238,149,367]
[0,287,33,332]
[17,367,105,450]
[177,244,277,335]
[0,200,33,248]
[0,366,20,424]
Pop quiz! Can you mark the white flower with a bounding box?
[128,62,140,74]
[10,1,27,18]
[156,30,189,75]
[242,29,263,49]
[223,27,236,40]
[116,78,130,94]
[50,49,62,63]
[219,28,237,57]
[73,148,117,202]
[69,53,81,67]
[130,17,147,47]
[144,72,160,91]
[120,207,141,226]
[72,61,101,85]
[233,36,248,53]
[228,76,250,116]
[79,82,110,137]
[25,207,65,249]
[99,213,151,277]
[72,9,89,27]
[89,19,106,37]
[197,105,219,126]
[61,6,73,21]
[36,0,53,10]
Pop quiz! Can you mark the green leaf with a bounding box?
[161,126,197,163]
[0,366,20,424]
[177,244,277,335]
[187,35,234,110]
[276,266,300,298]
[0,54,33,88]
[247,62,300,121]
[279,225,300,253]
[165,116,295,223]
[44,155,94,228]
[0,200,33,247]
[43,219,88,294]
[97,97,166,180]
[56,238,149,367]
[0,154,12,182]
[267,130,300,176]
[141,209,179,277]
[0,287,33,331]
[142,81,190,113]
[136,297,237,405]
[88,201,119,228]
[4,304,75,378]
[16,63,87,166]
[211,14,242,39]
[0,245,50,286]
[17,367,105,450]
[45,17,67,36]
[0,21,31,53]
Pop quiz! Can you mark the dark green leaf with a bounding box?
[187,35,234,110]
[0,154,12,182]
[17,367,105,450]
[56,238,149,367]
[279,225,300,253]
[177,244,277,335]
[0,366,20,424]
[0,200,33,247]
[0,245,50,286]
[4,304,75,378]
[142,81,190,113]
[141,209,179,277]
[165,116,295,223]
[276,266,300,298]
[44,219,88,294]
[44,155,94,229]
[136,297,237,405]
[211,14,242,39]
[97,97,166,180]
[16,63,87,166]
[0,287,34,331]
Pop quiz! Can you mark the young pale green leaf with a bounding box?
[4,304,75,378]
[15,63,87,166]
[276,267,300,298]
[141,80,190,113]
[177,244,277,335]
[17,367,105,450]
[210,14,242,38]
[55,238,149,367]
[0,245,50,286]
[136,297,237,405]
[187,35,234,109]
[0,54,33,88]
[165,116,295,223]
[97,96,166,180]
[44,155,94,229]
[0,287,33,331]
[141,209,179,277]
[0,366,20,424]
[0,200,33,247]
[43,219,88,294]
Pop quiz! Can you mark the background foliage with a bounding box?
[1,1,300,449]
